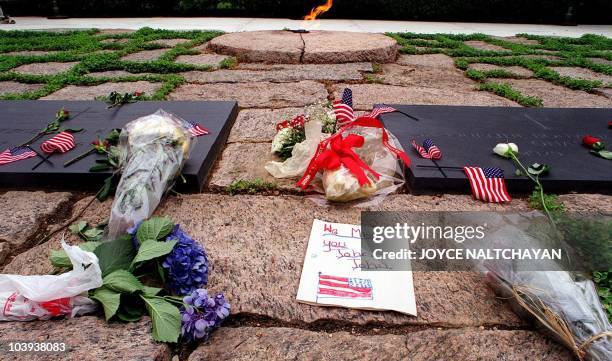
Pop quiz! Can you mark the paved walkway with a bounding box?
[3,17,612,37]
[0,29,611,360]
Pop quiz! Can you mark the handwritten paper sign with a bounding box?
[296,219,417,316]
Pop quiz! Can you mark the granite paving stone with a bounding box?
[0,316,171,361]
[167,81,327,108]
[0,191,71,265]
[40,81,161,100]
[227,108,303,143]
[147,38,190,47]
[379,63,477,89]
[301,31,398,64]
[12,62,78,76]
[550,66,612,85]
[190,327,572,361]
[175,53,229,67]
[0,81,45,96]
[468,63,534,78]
[182,63,372,83]
[332,83,519,110]
[464,40,509,52]
[396,54,456,69]
[208,30,303,63]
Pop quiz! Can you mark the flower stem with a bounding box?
[509,153,555,225]
[64,148,95,167]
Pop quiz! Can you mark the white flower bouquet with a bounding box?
[107,109,196,239]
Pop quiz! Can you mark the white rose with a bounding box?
[493,142,518,158]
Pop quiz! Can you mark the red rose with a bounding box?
[582,135,601,147]
[134,91,143,97]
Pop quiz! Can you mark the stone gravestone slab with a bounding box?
[0,100,238,192]
[380,105,611,194]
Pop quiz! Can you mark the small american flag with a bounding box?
[333,88,355,124]
[411,139,442,160]
[317,274,373,299]
[463,166,511,203]
[186,120,209,137]
[366,105,396,119]
[0,146,37,165]
[40,131,75,154]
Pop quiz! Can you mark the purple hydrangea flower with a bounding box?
[127,221,142,249]
[162,225,209,295]
[180,289,230,342]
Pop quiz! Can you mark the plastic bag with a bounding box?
[0,241,102,321]
[107,109,196,239]
[297,116,409,203]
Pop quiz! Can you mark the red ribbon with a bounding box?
[297,116,411,189]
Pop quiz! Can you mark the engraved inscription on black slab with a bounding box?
[0,101,238,192]
[380,105,612,194]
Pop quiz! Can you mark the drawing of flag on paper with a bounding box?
[317,273,373,300]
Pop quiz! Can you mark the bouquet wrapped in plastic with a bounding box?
[107,109,196,239]
[484,267,611,360]
[297,116,410,203]
[265,102,336,179]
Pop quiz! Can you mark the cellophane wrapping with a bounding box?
[484,266,611,360]
[107,109,195,239]
[265,119,325,178]
[318,126,406,203]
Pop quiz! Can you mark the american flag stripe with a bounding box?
[411,139,430,158]
[333,88,355,124]
[317,274,372,299]
[333,102,355,124]
[366,106,396,119]
[0,146,37,165]
[187,120,209,137]
[40,131,75,154]
[411,139,442,160]
[463,166,511,203]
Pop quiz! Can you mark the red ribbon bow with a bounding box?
[297,116,411,189]
[313,134,380,187]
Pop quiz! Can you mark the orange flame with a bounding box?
[304,0,333,21]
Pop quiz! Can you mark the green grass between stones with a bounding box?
[388,32,612,106]
[227,178,277,195]
[0,28,224,100]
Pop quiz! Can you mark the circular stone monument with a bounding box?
[208,30,398,64]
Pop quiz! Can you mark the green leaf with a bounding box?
[594,150,612,160]
[97,175,114,201]
[142,286,163,296]
[136,217,174,243]
[116,306,143,322]
[90,164,112,172]
[141,295,181,343]
[527,163,550,176]
[94,235,135,277]
[83,228,104,241]
[91,287,121,321]
[103,269,144,293]
[69,221,87,235]
[131,239,177,266]
[49,241,101,269]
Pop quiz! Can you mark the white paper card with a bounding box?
[296,219,417,316]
